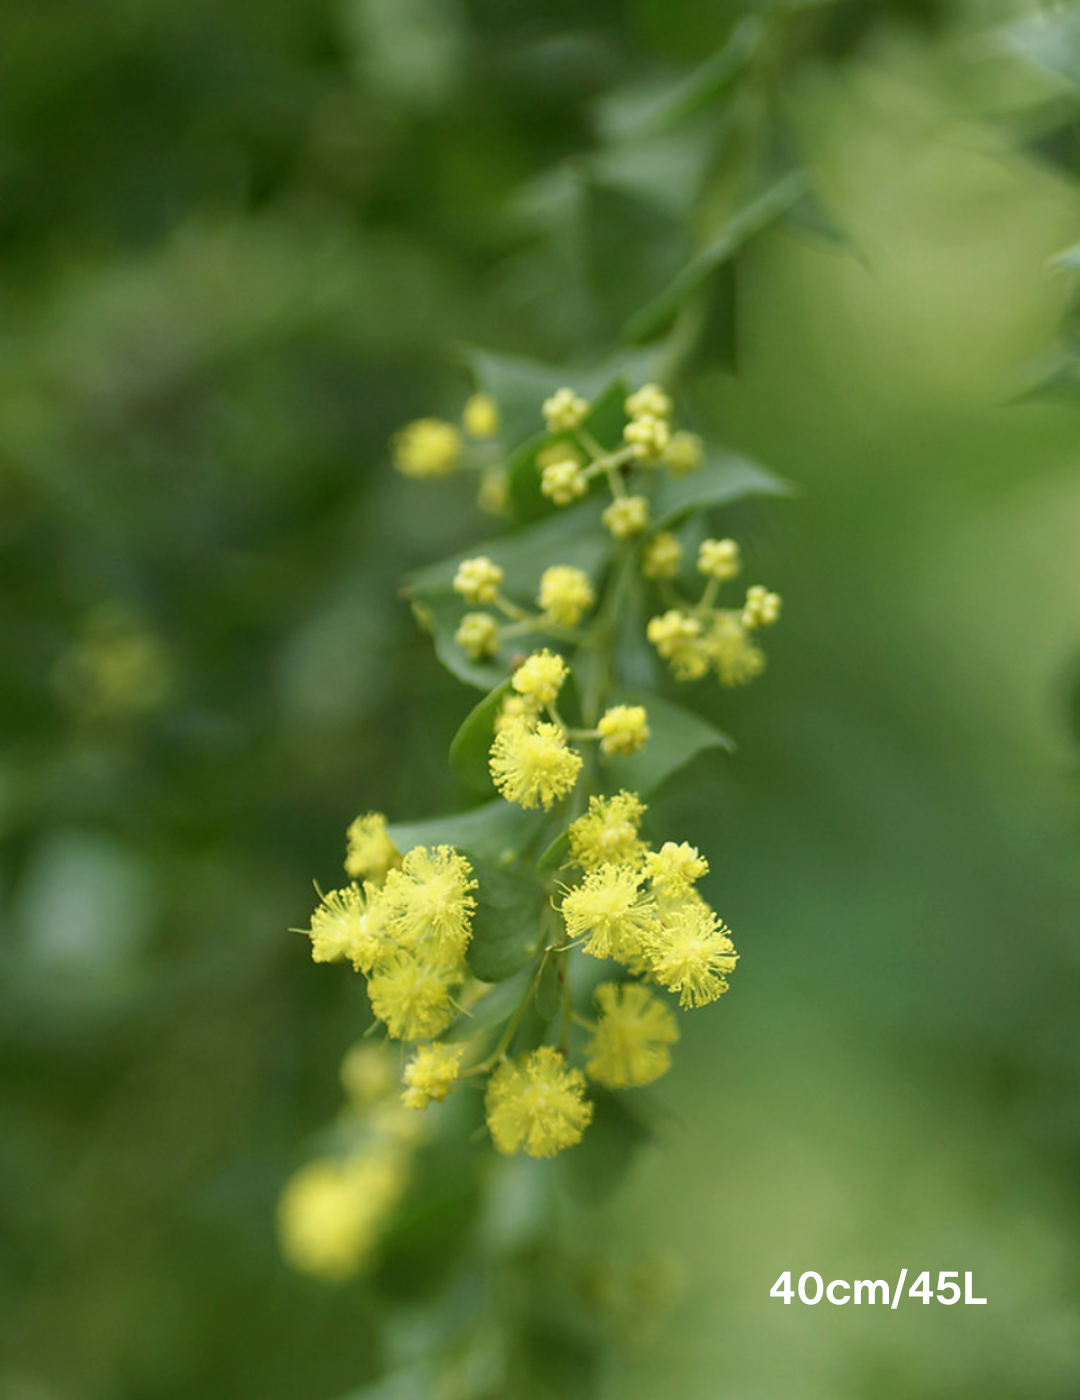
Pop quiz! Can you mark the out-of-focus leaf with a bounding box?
[581,180,690,328]
[604,690,734,795]
[565,1088,652,1202]
[537,830,570,874]
[387,800,543,865]
[449,681,510,792]
[443,965,533,1041]
[650,448,792,531]
[1002,10,1080,89]
[464,855,545,982]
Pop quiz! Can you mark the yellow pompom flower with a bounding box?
[642,532,683,580]
[455,611,500,661]
[602,495,650,540]
[453,556,504,605]
[345,812,401,883]
[393,419,462,478]
[306,884,385,970]
[704,613,765,687]
[585,982,679,1089]
[486,1046,593,1158]
[646,609,710,681]
[539,458,589,506]
[367,949,460,1041]
[277,1149,407,1280]
[626,383,673,421]
[663,430,703,475]
[645,902,738,1008]
[542,387,589,433]
[462,392,499,439]
[512,648,568,707]
[742,585,782,629]
[379,845,477,961]
[623,414,670,462]
[538,565,594,627]
[340,1042,398,1107]
[697,538,741,582]
[597,704,650,757]
[402,1042,464,1110]
[494,692,531,732]
[489,718,582,810]
[644,841,709,893]
[560,863,658,962]
[568,791,647,871]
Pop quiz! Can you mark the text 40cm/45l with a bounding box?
[770,1271,987,1308]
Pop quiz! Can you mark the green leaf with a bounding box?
[536,830,570,874]
[464,854,546,982]
[386,800,543,865]
[650,447,792,531]
[411,591,506,691]
[603,690,734,796]
[1002,10,1080,89]
[449,680,510,792]
[443,964,533,1040]
[581,180,690,329]
[565,1089,652,1202]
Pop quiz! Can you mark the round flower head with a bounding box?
[626,383,673,421]
[561,862,659,963]
[512,648,568,707]
[586,982,679,1089]
[455,611,500,661]
[646,610,710,681]
[306,884,384,971]
[742,585,782,629]
[540,458,588,506]
[642,532,683,581]
[602,495,649,540]
[489,718,582,810]
[379,845,477,961]
[486,1046,593,1158]
[697,538,741,582]
[663,430,703,475]
[462,392,499,439]
[453,556,504,605]
[623,414,670,462]
[644,841,709,894]
[402,1042,465,1110]
[367,948,460,1041]
[542,387,589,433]
[538,565,594,627]
[393,419,462,478]
[645,902,738,1008]
[568,791,647,871]
[345,812,401,883]
[597,703,650,757]
[704,613,765,687]
[277,1149,407,1280]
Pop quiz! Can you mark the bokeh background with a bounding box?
[2,1,1079,1397]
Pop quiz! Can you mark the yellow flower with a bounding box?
[644,841,708,893]
[542,387,589,433]
[489,718,582,810]
[340,1042,397,1107]
[625,383,673,421]
[486,1046,593,1158]
[345,812,401,883]
[379,845,477,961]
[511,648,568,706]
[367,949,460,1041]
[742,585,782,629]
[402,1042,465,1110]
[277,1149,407,1280]
[568,791,647,871]
[393,419,462,478]
[538,565,594,627]
[560,862,658,963]
[602,495,649,540]
[623,414,670,462]
[597,704,650,757]
[642,532,683,580]
[697,538,741,582]
[306,884,384,971]
[494,692,531,732]
[646,609,709,681]
[703,612,765,687]
[585,982,679,1089]
[539,457,588,506]
[463,392,499,439]
[455,611,500,660]
[645,902,738,1008]
[453,556,504,605]
[663,430,703,475]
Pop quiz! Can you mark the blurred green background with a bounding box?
[2,1,1079,1398]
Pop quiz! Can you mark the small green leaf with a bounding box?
[449,680,511,792]
[464,854,546,982]
[650,448,792,531]
[536,830,570,874]
[386,800,543,865]
[581,180,690,329]
[603,690,734,795]
[443,965,533,1040]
